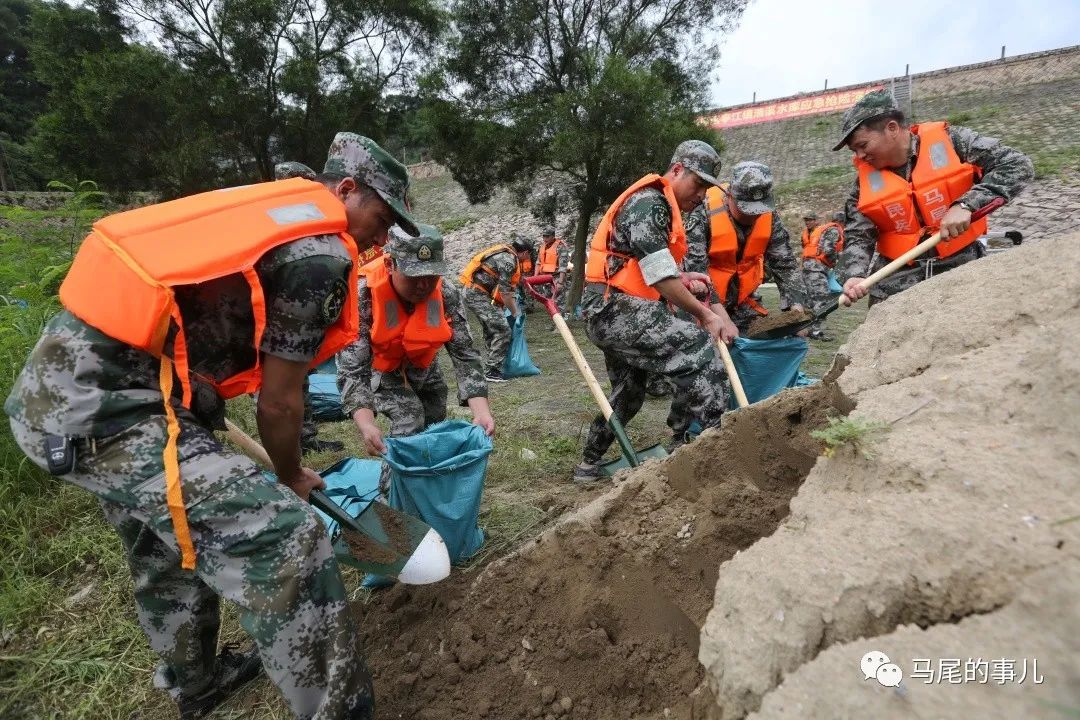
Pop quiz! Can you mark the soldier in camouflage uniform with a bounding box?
[5,134,420,719]
[682,161,809,332]
[535,226,571,319]
[833,90,1034,305]
[274,160,345,454]
[337,225,493,494]
[800,210,844,341]
[459,237,534,382]
[574,141,735,483]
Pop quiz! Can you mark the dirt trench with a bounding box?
[357,379,851,720]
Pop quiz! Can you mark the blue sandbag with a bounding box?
[827,270,843,294]
[502,314,541,377]
[728,336,810,408]
[308,373,346,421]
[384,420,492,564]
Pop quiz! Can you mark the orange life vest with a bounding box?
[361,258,452,372]
[459,244,522,305]
[855,121,986,261]
[801,222,845,266]
[584,174,686,301]
[359,245,383,265]
[704,185,771,313]
[60,177,360,570]
[537,238,565,274]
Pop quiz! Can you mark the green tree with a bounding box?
[0,0,50,189]
[422,0,746,308]
[26,0,220,195]
[118,0,445,179]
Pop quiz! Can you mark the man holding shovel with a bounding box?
[5,133,417,719]
[683,161,809,333]
[338,224,494,493]
[834,90,1033,305]
[800,210,845,342]
[573,140,735,484]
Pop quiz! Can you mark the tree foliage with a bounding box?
[423,0,747,305]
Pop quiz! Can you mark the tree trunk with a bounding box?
[566,192,599,312]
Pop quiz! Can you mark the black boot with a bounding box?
[177,645,264,719]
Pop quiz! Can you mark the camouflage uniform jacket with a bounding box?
[682,203,808,309]
[467,249,520,299]
[337,277,486,415]
[5,236,353,437]
[581,186,682,316]
[837,124,1034,282]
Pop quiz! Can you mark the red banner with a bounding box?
[702,85,885,129]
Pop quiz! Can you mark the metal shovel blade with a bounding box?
[600,443,668,476]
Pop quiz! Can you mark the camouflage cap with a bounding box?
[670,140,722,186]
[541,227,556,238]
[510,233,533,252]
[729,161,775,215]
[275,161,317,181]
[802,211,819,220]
[387,223,446,277]
[323,132,420,236]
[832,90,900,151]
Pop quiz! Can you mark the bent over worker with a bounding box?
[338,224,494,494]
[834,89,1033,305]
[459,237,534,383]
[800,210,844,341]
[683,161,809,333]
[573,140,734,484]
[5,133,418,720]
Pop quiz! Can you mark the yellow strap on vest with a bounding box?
[159,356,196,570]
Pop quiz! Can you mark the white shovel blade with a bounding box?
[396,528,451,585]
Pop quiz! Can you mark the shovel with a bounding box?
[748,198,1005,339]
[224,419,450,585]
[523,275,666,476]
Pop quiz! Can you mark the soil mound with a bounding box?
[359,381,849,719]
[697,235,1080,718]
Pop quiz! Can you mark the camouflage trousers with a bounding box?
[463,287,511,375]
[580,294,728,465]
[9,416,374,719]
[370,358,449,494]
[867,242,984,304]
[802,258,835,333]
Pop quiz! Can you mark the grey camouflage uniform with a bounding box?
[683,195,808,332]
[461,247,521,375]
[581,185,729,463]
[337,267,486,492]
[834,94,1034,302]
[5,238,374,719]
[537,236,572,314]
[276,160,330,445]
[801,221,843,332]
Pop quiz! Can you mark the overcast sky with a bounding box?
[709,0,1080,108]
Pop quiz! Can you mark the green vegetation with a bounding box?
[810,416,890,459]
[1029,145,1080,179]
[776,164,855,194]
[946,104,1003,125]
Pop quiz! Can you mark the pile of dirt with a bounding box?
[745,308,814,338]
[697,234,1080,719]
[358,380,850,719]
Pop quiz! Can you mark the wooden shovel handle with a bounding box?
[839,198,1004,307]
[717,340,749,408]
[552,313,615,421]
[224,419,273,469]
